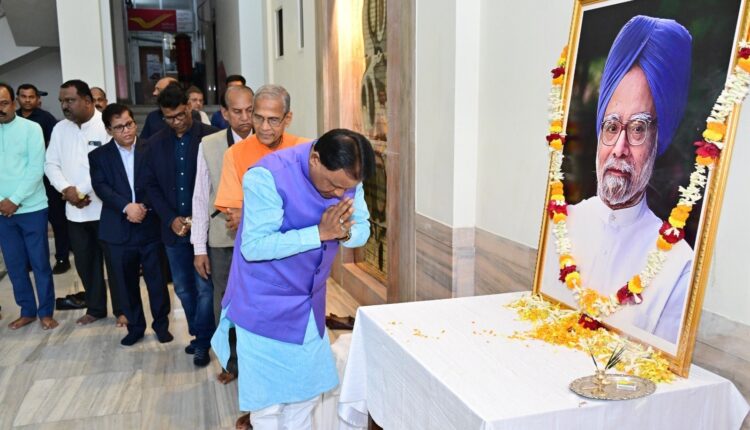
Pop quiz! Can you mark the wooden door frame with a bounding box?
[315,0,416,305]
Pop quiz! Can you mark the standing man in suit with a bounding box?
[89,104,172,346]
[144,84,218,366]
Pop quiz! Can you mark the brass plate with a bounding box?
[570,374,656,401]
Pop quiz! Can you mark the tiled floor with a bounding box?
[0,257,360,429]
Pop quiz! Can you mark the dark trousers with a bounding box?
[208,246,233,325]
[165,242,215,348]
[68,220,122,318]
[208,246,237,374]
[44,179,70,261]
[0,209,55,317]
[108,241,170,335]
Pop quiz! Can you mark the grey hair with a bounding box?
[253,84,290,113]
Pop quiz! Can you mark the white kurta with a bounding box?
[542,195,692,345]
[44,110,110,222]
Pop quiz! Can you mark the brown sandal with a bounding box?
[217,370,237,385]
[325,313,355,330]
[235,413,252,429]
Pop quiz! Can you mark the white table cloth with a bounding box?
[338,292,749,430]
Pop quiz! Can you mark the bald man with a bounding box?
[91,87,108,112]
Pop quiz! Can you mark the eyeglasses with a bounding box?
[252,112,287,128]
[0,100,12,108]
[111,121,136,133]
[600,118,656,146]
[163,111,187,123]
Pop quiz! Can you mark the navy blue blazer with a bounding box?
[89,138,160,246]
[143,120,219,245]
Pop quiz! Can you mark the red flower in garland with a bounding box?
[578,314,602,330]
[551,66,565,78]
[739,47,750,59]
[616,284,643,305]
[659,221,685,244]
[559,264,577,282]
[546,133,565,143]
[694,140,721,158]
[547,200,568,218]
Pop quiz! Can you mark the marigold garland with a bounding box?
[507,295,675,384]
[543,43,750,320]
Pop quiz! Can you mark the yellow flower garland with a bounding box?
[508,43,750,384]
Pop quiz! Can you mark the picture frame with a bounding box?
[533,0,750,376]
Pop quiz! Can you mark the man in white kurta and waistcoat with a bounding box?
[544,16,694,344]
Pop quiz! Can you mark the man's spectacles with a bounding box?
[111,121,136,133]
[600,118,656,146]
[163,111,187,123]
[252,112,287,128]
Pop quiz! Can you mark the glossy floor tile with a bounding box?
[0,255,360,429]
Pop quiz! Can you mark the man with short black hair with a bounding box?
[144,84,219,366]
[141,78,203,139]
[16,83,70,274]
[211,75,246,130]
[212,128,375,429]
[90,87,108,112]
[45,79,125,326]
[186,86,210,125]
[0,82,58,330]
[90,103,172,346]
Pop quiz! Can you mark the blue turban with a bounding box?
[596,15,692,156]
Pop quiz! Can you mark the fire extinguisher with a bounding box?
[175,33,193,83]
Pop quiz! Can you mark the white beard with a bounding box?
[596,143,656,207]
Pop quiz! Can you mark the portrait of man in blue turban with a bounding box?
[543,15,694,345]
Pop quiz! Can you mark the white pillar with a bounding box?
[56,0,116,99]
[415,0,480,228]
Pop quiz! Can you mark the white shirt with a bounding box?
[542,195,692,346]
[199,110,211,125]
[44,109,110,222]
[116,139,136,203]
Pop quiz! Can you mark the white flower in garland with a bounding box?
[542,44,750,320]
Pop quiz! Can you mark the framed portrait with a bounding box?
[533,0,750,376]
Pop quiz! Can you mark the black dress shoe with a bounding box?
[156,330,174,343]
[55,295,87,310]
[52,259,71,275]
[185,343,196,354]
[193,347,210,367]
[120,332,144,346]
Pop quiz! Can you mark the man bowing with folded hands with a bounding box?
[212,128,375,430]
